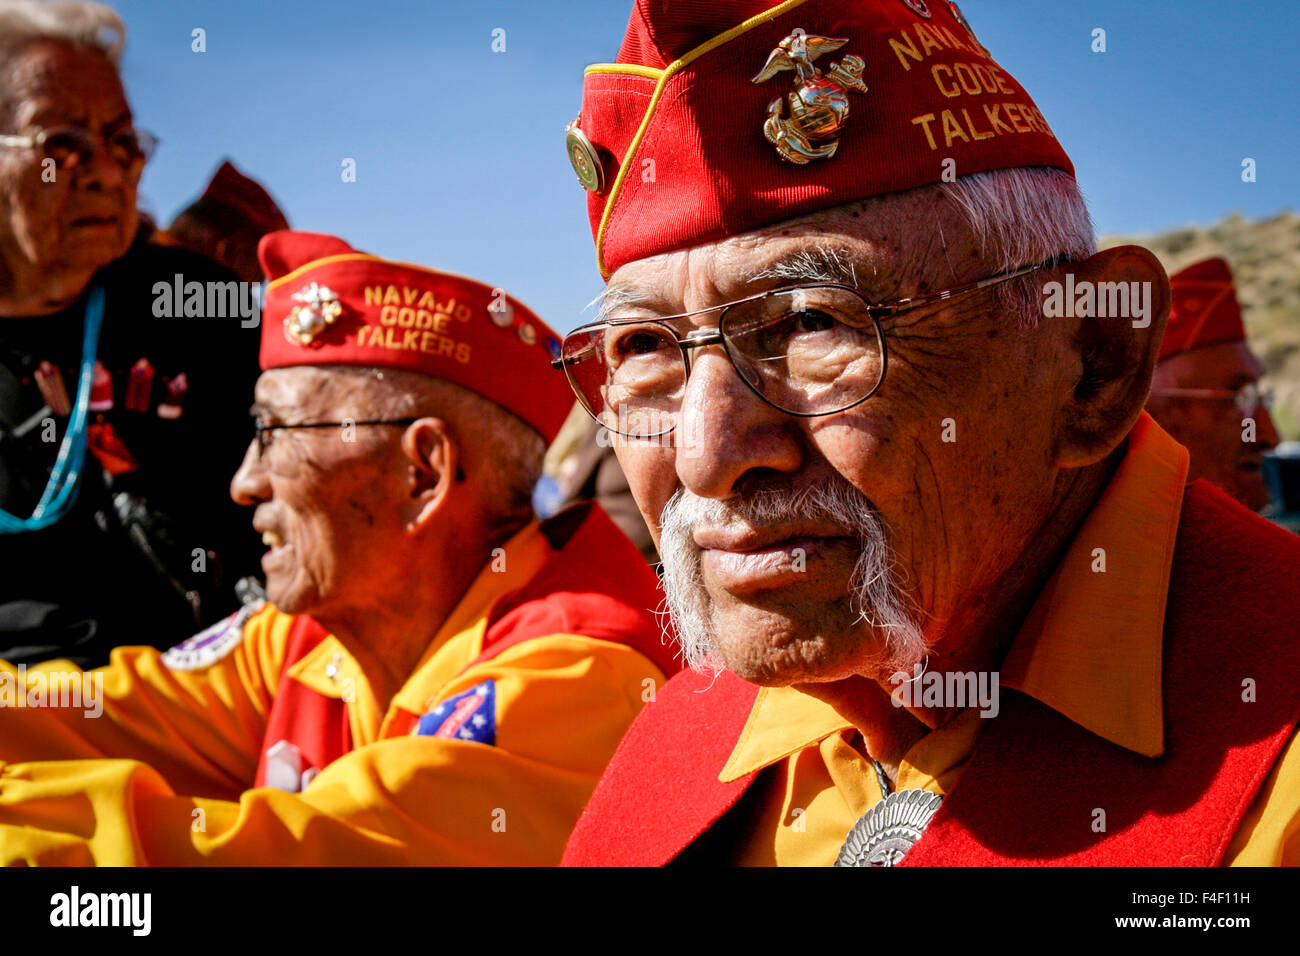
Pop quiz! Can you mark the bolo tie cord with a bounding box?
[853,730,893,799]
[872,758,893,799]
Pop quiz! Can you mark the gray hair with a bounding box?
[323,365,545,528]
[800,166,1095,326]
[593,167,1095,329]
[941,166,1096,325]
[0,0,125,64]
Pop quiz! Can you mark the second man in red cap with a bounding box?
[0,230,677,865]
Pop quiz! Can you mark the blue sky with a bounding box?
[112,0,1298,333]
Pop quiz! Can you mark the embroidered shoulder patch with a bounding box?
[413,680,497,746]
[162,601,263,672]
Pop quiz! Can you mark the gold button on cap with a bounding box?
[566,118,605,193]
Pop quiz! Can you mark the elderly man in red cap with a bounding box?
[557,0,1300,866]
[0,231,675,865]
[1146,257,1280,512]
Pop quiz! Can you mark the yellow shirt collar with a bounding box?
[288,519,553,731]
[722,411,1189,781]
[999,412,1187,756]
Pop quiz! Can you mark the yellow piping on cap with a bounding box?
[269,253,490,296]
[265,253,550,331]
[584,63,664,79]
[266,253,380,291]
[591,0,814,278]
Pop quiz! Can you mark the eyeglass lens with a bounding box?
[1237,383,1271,416]
[562,286,884,437]
[40,127,153,170]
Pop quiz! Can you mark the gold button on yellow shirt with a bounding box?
[713,413,1300,866]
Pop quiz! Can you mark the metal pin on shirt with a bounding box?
[89,361,114,412]
[124,358,154,412]
[34,361,71,416]
[156,373,187,419]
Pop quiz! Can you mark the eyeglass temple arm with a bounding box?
[555,259,1062,364]
[866,261,1053,318]
[552,343,599,370]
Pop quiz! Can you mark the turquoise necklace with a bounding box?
[0,284,106,533]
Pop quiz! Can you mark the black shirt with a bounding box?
[0,236,263,666]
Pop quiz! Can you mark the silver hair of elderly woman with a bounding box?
[0,0,124,72]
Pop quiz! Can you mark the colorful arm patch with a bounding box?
[161,601,262,672]
[413,680,497,746]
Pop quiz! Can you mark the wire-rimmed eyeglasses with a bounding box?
[251,416,420,461]
[0,125,158,171]
[552,259,1062,438]
[1150,382,1273,417]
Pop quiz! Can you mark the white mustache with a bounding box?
[657,477,927,676]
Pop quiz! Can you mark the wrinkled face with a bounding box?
[1148,342,1279,512]
[230,367,412,618]
[605,189,1077,686]
[0,41,140,285]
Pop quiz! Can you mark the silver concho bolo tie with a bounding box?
[834,756,942,867]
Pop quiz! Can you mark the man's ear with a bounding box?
[1052,245,1170,468]
[400,417,458,531]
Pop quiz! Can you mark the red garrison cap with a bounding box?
[197,160,290,235]
[1159,257,1247,361]
[569,0,1074,277]
[258,231,572,443]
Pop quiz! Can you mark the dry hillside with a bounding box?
[1101,210,1300,440]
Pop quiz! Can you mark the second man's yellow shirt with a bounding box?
[0,505,671,865]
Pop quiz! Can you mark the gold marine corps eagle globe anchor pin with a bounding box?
[752,29,868,165]
[284,281,344,346]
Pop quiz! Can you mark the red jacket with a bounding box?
[563,482,1300,866]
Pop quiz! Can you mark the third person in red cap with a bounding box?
[1147,257,1280,512]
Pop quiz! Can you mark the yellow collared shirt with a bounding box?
[0,511,667,865]
[712,413,1300,866]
